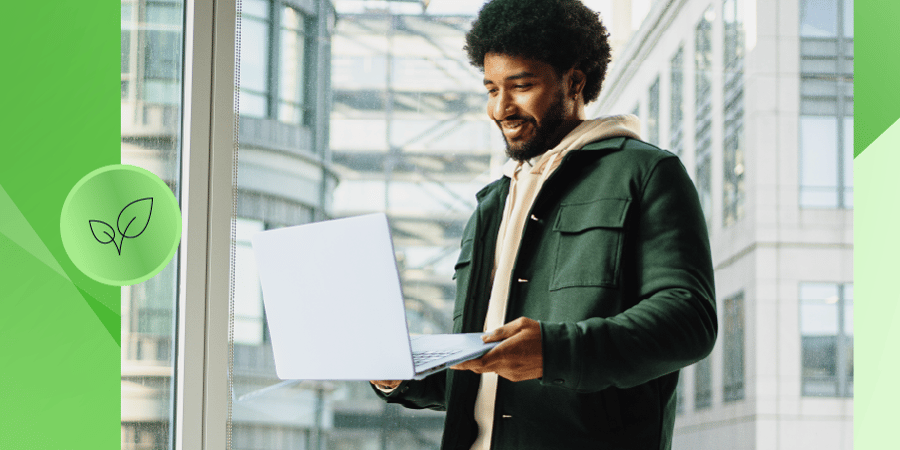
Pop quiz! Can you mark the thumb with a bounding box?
[482,323,515,342]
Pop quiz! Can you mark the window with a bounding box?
[800,283,853,397]
[240,0,272,118]
[722,0,745,226]
[121,0,185,448]
[279,5,311,124]
[694,356,712,410]
[723,292,745,402]
[670,47,684,156]
[799,0,853,208]
[647,77,660,145]
[143,0,183,106]
[122,2,134,99]
[694,7,714,224]
[800,0,838,37]
[239,1,314,123]
[233,218,266,346]
[326,8,500,449]
[229,1,334,447]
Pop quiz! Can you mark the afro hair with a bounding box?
[464,0,612,103]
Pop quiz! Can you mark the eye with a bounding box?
[515,84,533,90]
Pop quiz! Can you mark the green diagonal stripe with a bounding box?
[0,183,69,280]
[77,285,122,347]
[855,1,900,157]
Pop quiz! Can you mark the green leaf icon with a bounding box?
[118,197,153,239]
[62,165,181,285]
[89,220,116,245]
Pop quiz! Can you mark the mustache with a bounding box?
[496,115,536,126]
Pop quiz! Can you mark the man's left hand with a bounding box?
[451,317,543,382]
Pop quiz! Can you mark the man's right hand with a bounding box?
[370,380,402,391]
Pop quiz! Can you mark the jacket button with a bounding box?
[530,214,540,222]
[553,379,564,385]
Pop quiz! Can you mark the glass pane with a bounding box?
[694,357,712,409]
[648,77,660,145]
[241,17,270,96]
[843,117,853,207]
[231,1,335,448]
[243,0,270,18]
[802,335,838,396]
[723,293,744,402]
[800,283,840,335]
[121,0,185,448]
[799,116,838,207]
[800,0,838,37]
[843,285,854,335]
[234,219,266,346]
[239,91,268,118]
[844,0,853,38]
[279,7,306,124]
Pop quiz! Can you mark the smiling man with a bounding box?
[371,0,718,449]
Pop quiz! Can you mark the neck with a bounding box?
[545,119,585,150]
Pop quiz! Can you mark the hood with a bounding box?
[502,114,642,178]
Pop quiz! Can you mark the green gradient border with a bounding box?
[855,1,897,447]
[0,2,119,449]
[0,1,883,449]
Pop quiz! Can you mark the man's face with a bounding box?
[483,52,579,162]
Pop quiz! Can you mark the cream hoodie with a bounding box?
[471,114,643,450]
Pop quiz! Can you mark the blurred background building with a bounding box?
[588,0,853,448]
[121,0,852,448]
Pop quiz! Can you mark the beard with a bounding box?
[499,92,567,162]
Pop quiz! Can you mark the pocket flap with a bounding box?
[553,198,630,233]
[452,239,474,279]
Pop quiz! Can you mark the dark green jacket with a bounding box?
[376,137,717,449]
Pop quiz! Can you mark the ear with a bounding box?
[567,68,587,99]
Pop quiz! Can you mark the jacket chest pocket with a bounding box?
[550,198,630,290]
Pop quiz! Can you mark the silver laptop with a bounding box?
[251,213,499,380]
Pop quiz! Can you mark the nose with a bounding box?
[491,90,515,120]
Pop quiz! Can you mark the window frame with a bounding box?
[173,0,237,448]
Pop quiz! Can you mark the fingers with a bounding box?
[370,380,402,389]
[482,316,532,342]
[455,317,543,382]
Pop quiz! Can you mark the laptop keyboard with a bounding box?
[412,350,458,367]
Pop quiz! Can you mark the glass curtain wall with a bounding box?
[230,0,336,449]
[694,7,714,225]
[328,2,499,448]
[647,77,660,146]
[228,0,500,448]
[121,0,185,448]
[722,0,745,226]
[669,47,684,157]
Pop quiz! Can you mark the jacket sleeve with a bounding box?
[539,155,718,392]
[370,371,448,411]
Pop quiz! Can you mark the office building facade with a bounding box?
[588,0,853,448]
